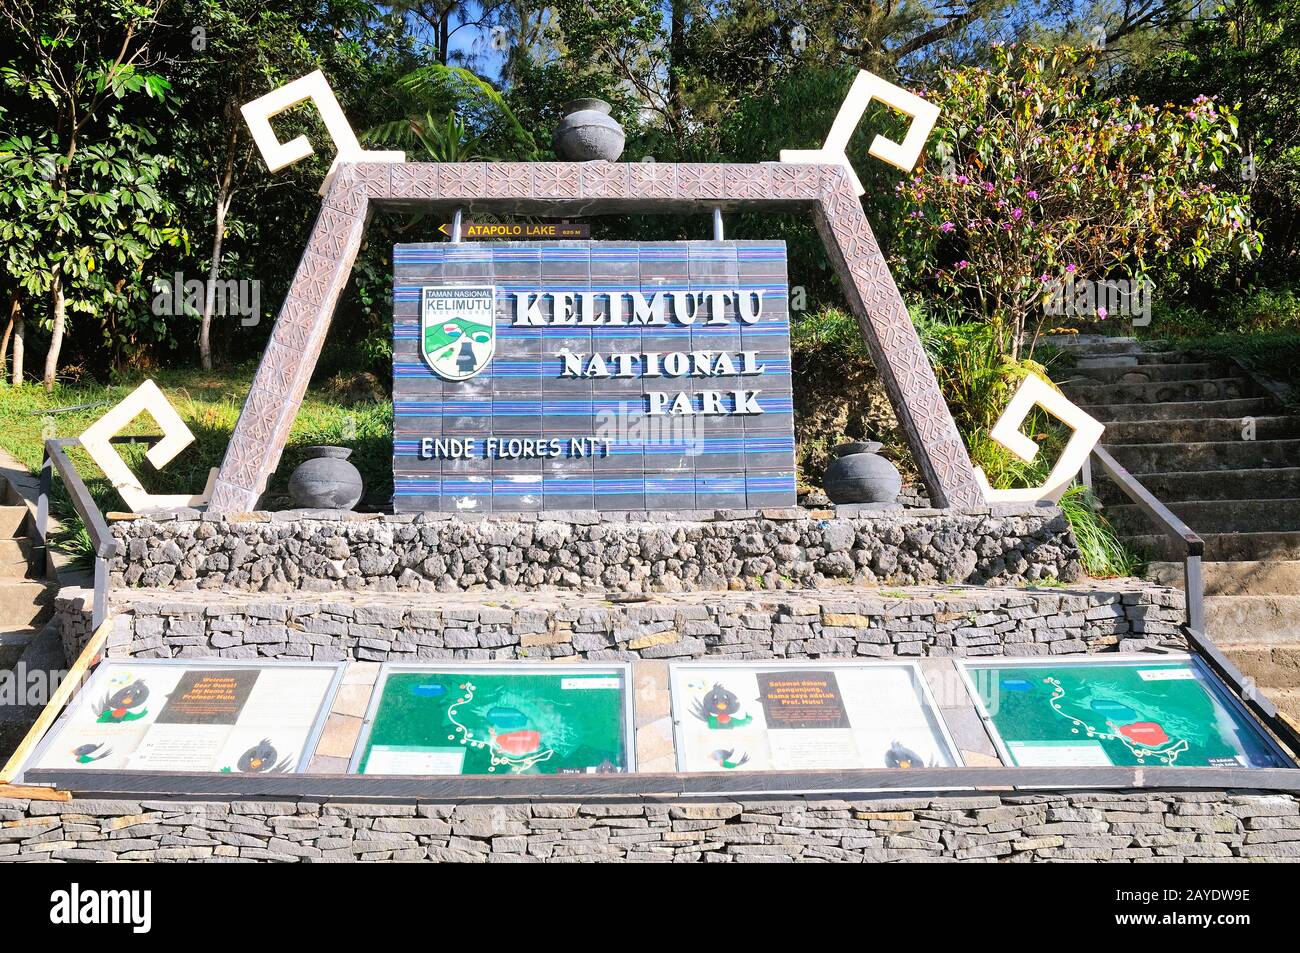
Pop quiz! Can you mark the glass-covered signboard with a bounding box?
[959,655,1292,768]
[350,663,634,775]
[668,660,959,772]
[26,659,343,775]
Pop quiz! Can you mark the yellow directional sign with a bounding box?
[437,222,590,240]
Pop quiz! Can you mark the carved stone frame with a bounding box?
[206,161,983,513]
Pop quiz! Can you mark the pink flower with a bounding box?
[1065,264,1077,273]
[1097,306,1108,320]
[1011,208,1023,220]
[1038,273,1050,283]
[939,221,955,233]
[956,174,969,185]
[1027,190,1039,200]
[982,182,995,193]
[956,260,969,269]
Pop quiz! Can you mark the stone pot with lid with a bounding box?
[823,441,902,505]
[288,446,364,510]
[553,98,625,162]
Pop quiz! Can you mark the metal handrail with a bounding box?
[1185,625,1300,756]
[1079,448,1300,757]
[1084,443,1205,632]
[37,437,126,631]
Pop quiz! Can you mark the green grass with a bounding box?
[0,368,393,563]
[1058,483,1143,578]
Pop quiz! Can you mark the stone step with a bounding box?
[1095,467,1300,505]
[12,622,65,693]
[1064,376,1259,405]
[0,505,27,538]
[0,580,53,627]
[1075,354,1140,370]
[1100,415,1300,444]
[0,626,37,672]
[1082,397,1277,422]
[1128,531,1300,562]
[1108,499,1300,536]
[1044,334,1141,355]
[1220,644,1300,688]
[0,538,32,578]
[1104,439,1300,474]
[1065,361,1231,384]
[1258,687,1300,724]
[1148,560,1300,596]
[1205,595,1300,643]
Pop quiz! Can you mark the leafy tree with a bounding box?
[166,0,399,369]
[1121,0,1300,279]
[365,63,538,159]
[0,0,181,387]
[891,44,1260,357]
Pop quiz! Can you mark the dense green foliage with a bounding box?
[2,0,1294,578]
[892,44,1259,358]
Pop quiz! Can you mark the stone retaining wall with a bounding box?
[108,506,1083,594]
[2,791,1295,862]
[84,583,1184,664]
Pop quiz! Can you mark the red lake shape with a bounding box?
[496,729,542,756]
[1118,721,1169,747]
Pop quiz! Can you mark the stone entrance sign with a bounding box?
[392,240,794,512]
[206,162,985,514]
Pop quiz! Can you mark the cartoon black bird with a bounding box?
[885,740,927,769]
[709,748,750,770]
[71,743,111,764]
[690,683,753,729]
[98,680,149,721]
[237,739,294,773]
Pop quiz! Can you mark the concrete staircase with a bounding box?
[0,471,58,759]
[1052,334,1300,720]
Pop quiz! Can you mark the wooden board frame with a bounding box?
[347,660,636,776]
[955,653,1296,770]
[11,657,347,783]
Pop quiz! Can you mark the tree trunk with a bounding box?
[669,0,685,116]
[11,308,24,387]
[439,8,450,64]
[0,294,14,382]
[200,122,238,371]
[44,267,66,390]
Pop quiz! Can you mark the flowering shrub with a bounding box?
[891,44,1262,357]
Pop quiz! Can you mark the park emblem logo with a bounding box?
[420,285,496,381]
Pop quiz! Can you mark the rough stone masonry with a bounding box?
[108,506,1084,594]
[3,792,1297,862]
[65,582,1184,665]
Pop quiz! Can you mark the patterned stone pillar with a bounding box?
[814,171,984,508]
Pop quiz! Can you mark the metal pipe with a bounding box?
[92,557,108,631]
[1185,554,1205,633]
[451,207,463,243]
[712,207,723,241]
[36,449,50,575]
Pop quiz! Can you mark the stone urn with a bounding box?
[288,446,364,510]
[823,441,902,505]
[553,98,625,162]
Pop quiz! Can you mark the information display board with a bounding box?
[27,659,343,775]
[960,655,1292,768]
[669,660,959,772]
[391,240,796,513]
[351,663,634,775]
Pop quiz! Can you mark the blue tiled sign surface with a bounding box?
[392,240,796,513]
